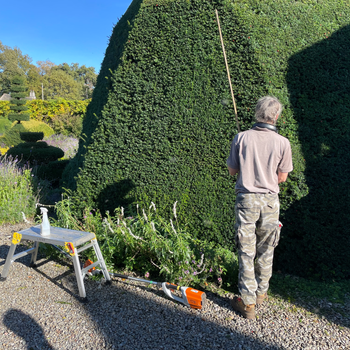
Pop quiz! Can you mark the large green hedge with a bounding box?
[63,0,350,280]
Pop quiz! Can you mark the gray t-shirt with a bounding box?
[227,126,293,194]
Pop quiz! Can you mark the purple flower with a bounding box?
[209,268,213,273]
[192,260,196,264]
[145,272,150,278]
[184,270,189,275]
[218,277,222,282]
[193,272,197,275]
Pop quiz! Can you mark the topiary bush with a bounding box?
[6,141,64,164]
[7,75,30,124]
[35,159,70,182]
[20,132,44,143]
[16,120,55,138]
[62,0,350,280]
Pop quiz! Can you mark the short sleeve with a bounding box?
[227,135,240,170]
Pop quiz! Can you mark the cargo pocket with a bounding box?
[266,221,282,247]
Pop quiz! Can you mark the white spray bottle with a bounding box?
[40,207,50,236]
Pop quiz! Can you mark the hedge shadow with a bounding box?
[275,25,350,280]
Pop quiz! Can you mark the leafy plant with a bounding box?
[62,0,350,280]
[53,195,238,286]
[0,155,47,224]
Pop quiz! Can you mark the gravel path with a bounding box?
[0,222,349,350]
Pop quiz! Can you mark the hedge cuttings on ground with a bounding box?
[62,0,350,280]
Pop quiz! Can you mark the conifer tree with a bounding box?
[8,75,30,124]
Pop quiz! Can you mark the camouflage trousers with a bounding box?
[234,193,282,305]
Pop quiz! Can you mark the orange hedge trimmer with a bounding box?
[84,260,206,310]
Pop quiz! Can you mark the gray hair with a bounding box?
[254,96,282,125]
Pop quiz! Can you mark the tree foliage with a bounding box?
[0,43,97,100]
[0,41,33,94]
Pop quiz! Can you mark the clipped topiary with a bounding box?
[36,159,70,182]
[6,141,64,164]
[63,0,350,280]
[16,120,55,138]
[7,75,30,124]
[20,132,44,143]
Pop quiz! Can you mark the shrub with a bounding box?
[63,0,350,280]
[7,75,30,123]
[0,101,10,118]
[1,122,27,147]
[44,134,78,159]
[16,120,55,138]
[0,99,89,137]
[20,132,44,143]
[35,159,70,182]
[53,196,238,286]
[0,155,41,224]
[0,117,12,134]
[6,141,64,164]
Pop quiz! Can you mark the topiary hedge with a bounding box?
[6,141,64,164]
[63,0,350,280]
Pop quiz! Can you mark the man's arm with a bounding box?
[228,166,239,176]
[278,171,288,183]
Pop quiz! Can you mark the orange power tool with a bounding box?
[85,261,206,310]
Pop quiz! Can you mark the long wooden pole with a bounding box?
[215,9,240,132]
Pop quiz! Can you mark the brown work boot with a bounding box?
[256,293,268,305]
[230,296,256,319]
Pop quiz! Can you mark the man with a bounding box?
[227,96,293,320]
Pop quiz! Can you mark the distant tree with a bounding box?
[26,65,42,99]
[43,69,81,100]
[36,60,56,76]
[55,63,97,99]
[0,41,32,94]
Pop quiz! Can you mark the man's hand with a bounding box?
[278,171,288,183]
[228,166,239,176]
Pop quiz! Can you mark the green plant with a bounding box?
[53,195,238,286]
[1,122,27,147]
[62,0,350,281]
[0,117,11,134]
[7,75,30,124]
[0,99,89,137]
[20,132,44,143]
[0,155,46,224]
[35,159,69,181]
[6,141,64,164]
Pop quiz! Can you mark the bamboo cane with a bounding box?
[215,9,240,132]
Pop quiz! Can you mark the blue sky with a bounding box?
[0,0,133,73]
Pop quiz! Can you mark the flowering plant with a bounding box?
[53,195,238,287]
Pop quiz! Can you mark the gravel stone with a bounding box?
[0,222,349,350]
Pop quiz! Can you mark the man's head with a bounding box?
[254,96,282,125]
